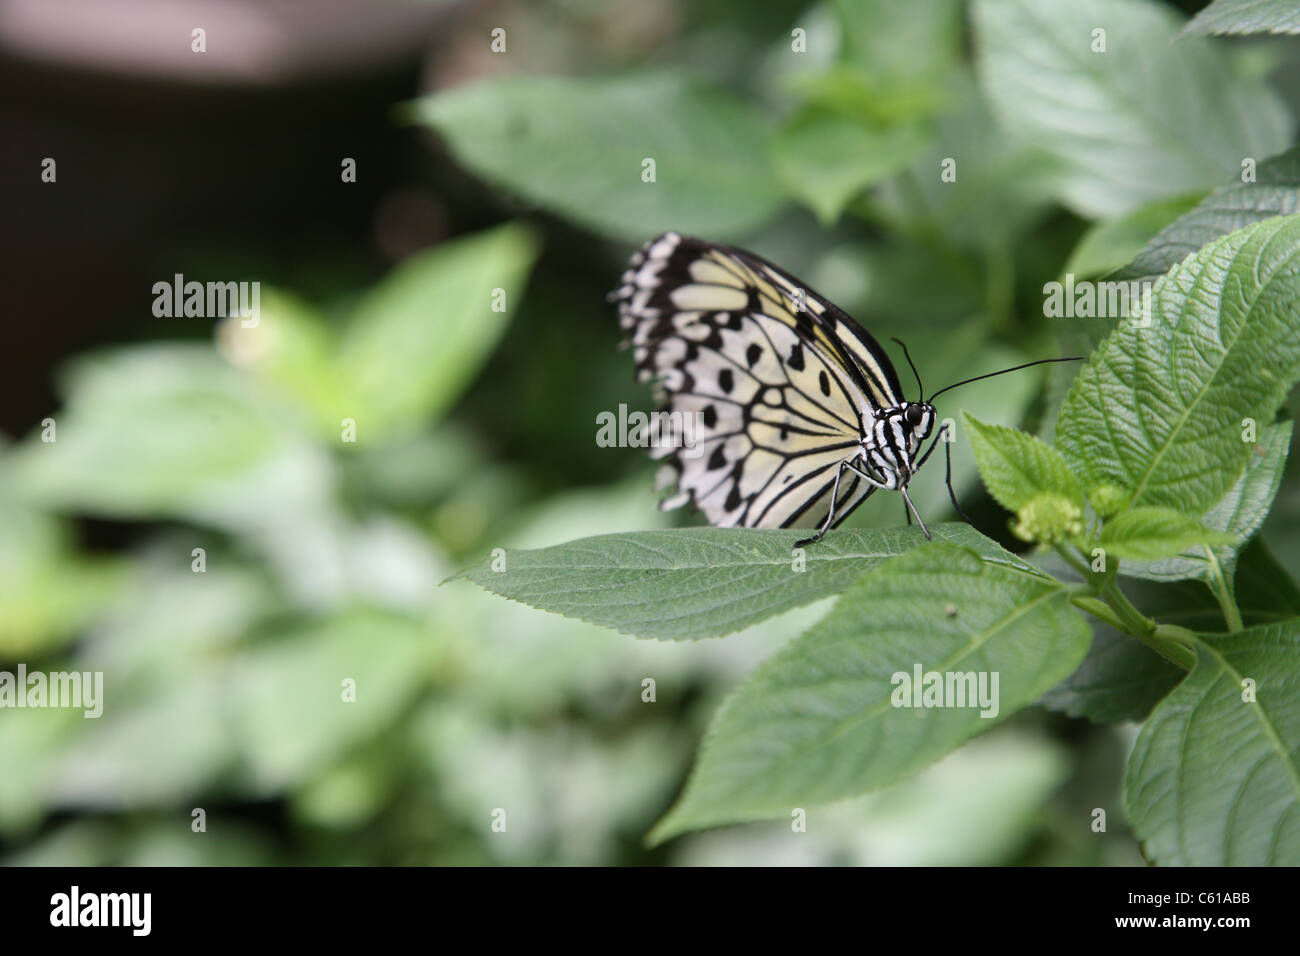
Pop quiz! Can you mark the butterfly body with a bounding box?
[864,401,936,489]
[613,231,950,544]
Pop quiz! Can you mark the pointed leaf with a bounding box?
[964,413,1084,512]
[973,0,1292,217]
[338,222,540,436]
[1115,145,1300,284]
[649,542,1089,842]
[1055,215,1300,516]
[1127,622,1300,864]
[456,524,1038,641]
[1100,507,1238,561]
[408,73,785,241]
[1121,420,1291,582]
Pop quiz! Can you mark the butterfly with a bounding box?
[611,232,1078,546]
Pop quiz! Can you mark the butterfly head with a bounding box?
[903,401,934,436]
[867,401,935,485]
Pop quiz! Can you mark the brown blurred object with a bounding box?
[372,189,449,263]
[0,0,456,85]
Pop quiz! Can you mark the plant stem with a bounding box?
[1057,544,1195,671]
[1202,547,1244,632]
[1096,575,1150,635]
[1150,625,1200,671]
[1054,545,1093,582]
[1069,593,1126,632]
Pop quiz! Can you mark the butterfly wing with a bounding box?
[613,232,902,530]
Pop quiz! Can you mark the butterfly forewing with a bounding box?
[614,232,902,530]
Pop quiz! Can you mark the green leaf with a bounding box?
[771,108,928,225]
[407,73,785,241]
[648,541,1090,843]
[456,523,1038,641]
[1121,420,1291,583]
[8,346,333,528]
[1055,215,1300,517]
[47,676,236,808]
[972,0,1293,217]
[1114,145,1300,284]
[1235,537,1300,624]
[1127,623,1300,864]
[963,413,1084,512]
[830,0,962,118]
[0,496,125,657]
[1182,0,1300,36]
[229,610,430,794]
[220,288,340,434]
[868,84,1062,247]
[1064,194,1204,279]
[337,222,540,437]
[1041,628,1184,724]
[1100,507,1238,560]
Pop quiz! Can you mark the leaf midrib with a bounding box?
[1195,636,1300,810]
[1128,234,1300,504]
[775,581,1064,770]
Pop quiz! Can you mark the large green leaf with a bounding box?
[1058,151,1300,410]
[7,346,333,529]
[1065,194,1204,279]
[409,73,785,241]
[229,610,431,794]
[648,542,1090,842]
[1055,215,1300,517]
[973,0,1292,217]
[1121,420,1291,584]
[1041,627,1184,725]
[1126,622,1300,864]
[1182,0,1300,36]
[868,83,1061,247]
[828,0,962,119]
[338,223,540,437]
[771,108,928,224]
[455,524,1036,641]
[1114,145,1300,284]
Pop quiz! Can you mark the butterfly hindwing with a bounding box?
[613,232,898,530]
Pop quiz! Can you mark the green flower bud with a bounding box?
[1088,483,1129,519]
[1012,493,1085,545]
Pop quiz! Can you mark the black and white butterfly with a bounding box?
[611,232,1076,546]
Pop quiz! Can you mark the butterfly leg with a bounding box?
[942,430,973,524]
[913,422,973,525]
[900,486,930,539]
[913,423,947,471]
[795,459,848,549]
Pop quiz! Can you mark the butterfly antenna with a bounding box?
[927,356,1084,403]
[891,337,925,401]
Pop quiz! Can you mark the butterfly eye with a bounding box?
[904,405,924,428]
